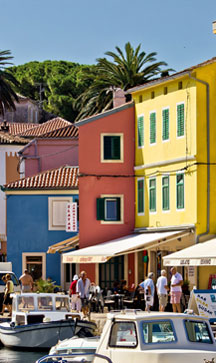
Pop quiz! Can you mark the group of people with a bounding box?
[140,267,183,312]
[69,270,91,312]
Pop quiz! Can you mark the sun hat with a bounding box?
[73,274,78,280]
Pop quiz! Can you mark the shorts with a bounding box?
[22,285,31,293]
[145,295,154,306]
[170,291,182,304]
[158,294,168,307]
[4,293,12,305]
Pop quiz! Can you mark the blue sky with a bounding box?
[1,0,216,72]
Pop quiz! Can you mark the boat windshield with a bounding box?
[184,320,213,344]
[38,296,53,311]
[17,296,35,311]
[55,297,70,311]
[142,320,176,344]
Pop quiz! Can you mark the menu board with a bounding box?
[188,289,216,321]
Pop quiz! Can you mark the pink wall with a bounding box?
[21,138,79,176]
[79,103,135,251]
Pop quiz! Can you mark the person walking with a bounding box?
[140,272,155,312]
[156,270,169,312]
[170,267,183,313]
[19,269,34,292]
[2,274,14,316]
[69,274,81,311]
[76,271,91,314]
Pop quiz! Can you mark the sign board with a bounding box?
[66,202,77,232]
[188,289,216,321]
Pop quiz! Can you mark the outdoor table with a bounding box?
[110,294,125,309]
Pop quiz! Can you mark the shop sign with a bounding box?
[66,202,77,232]
[189,289,216,320]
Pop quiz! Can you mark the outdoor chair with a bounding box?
[104,290,115,311]
[123,291,136,309]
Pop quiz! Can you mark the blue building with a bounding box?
[4,165,79,290]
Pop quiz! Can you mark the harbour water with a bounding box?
[0,347,47,362]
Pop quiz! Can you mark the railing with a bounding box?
[36,352,113,363]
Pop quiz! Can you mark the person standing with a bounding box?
[170,267,183,313]
[76,271,91,313]
[156,270,169,311]
[19,269,34,292]
[3,274,14,316]
[140,272,155,312]
[69,274,81,311]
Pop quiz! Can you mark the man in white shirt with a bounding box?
[76,271,91,313]
[156,270,168,312]
[170,267,183,313]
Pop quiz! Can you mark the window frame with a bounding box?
[141,319,178,345]
[162,107,170,142]
[149,177,156,213]
[97,194,124,225]
[137,114,144,148]
[176,102,185,138]
[176,172,185,210]
[184,319,213,345]
[100,133,124,163]
[108,321,138,348]
[162,174,170,212]
[137,177,145,215]
[150,111,156,145]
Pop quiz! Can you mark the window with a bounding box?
[177,103,185,137]
[151,91,155,99]
[162,108,169,141]
[139,95,143,103]
[184,320,212,344]
[178,81,183,90]
[137,178,144,214]
[164,87,168,95]
[142,321,176,344]
[109,322,137,347]
[96,195,123,222]
[99,256,124,289]
[176,173,184,209]
[101,134,123,162]
[150,112,156,144]
[38,296,53,311]
[55,297,70,312]
[149,178,156,212]
[162,175,169,211]
[48,197,72,230]
[18,296,34,311]
[137,115,144,147]
[22,252,46,280]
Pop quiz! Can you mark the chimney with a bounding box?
[113,88,126,108]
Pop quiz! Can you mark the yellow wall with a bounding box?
[132,62,216,235]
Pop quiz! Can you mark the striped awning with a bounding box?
[47,235,79,254]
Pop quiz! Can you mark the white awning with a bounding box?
[62,230,190,263]
[163,238,216,266]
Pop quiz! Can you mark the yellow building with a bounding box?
[128,57,216,288]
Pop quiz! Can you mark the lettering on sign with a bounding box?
[180,259,190,265]
[66,203,77,232]
[200,258,211,265]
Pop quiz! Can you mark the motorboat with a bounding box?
[0,293,96,349]
[48,335,100,362]
[93,310,216,363]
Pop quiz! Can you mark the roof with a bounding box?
[19,117,71,137]
[0,122,37,136]
[38,124,79,138]
[127,56,216,94]
[106,311,208,321]
[5,165,79,190]
[0,132,31,145]
[75,101,134,127]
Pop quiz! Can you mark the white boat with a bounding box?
[48,335,100,362]
[0,293,96,349]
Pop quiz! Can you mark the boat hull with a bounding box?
[0,320,96,349]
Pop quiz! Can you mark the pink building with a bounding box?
[76,102,135,285]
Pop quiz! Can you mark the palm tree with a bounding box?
[0,50,19,116]
[75,42,172,120]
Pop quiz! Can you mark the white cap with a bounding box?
[73,274,78,280]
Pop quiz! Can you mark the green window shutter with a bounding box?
[150,113,156,144]
[149,178,156,212]
[162,109,169,140]
[116,197,121,221]
[138,116,144,147]
[162,176,169,210]
[176,174,184,209]
[137,179,144,213]
[177,104,184,137]
[96,198,105,220]
[104,136,120,160]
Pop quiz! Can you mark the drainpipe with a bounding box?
[188,72,210,289]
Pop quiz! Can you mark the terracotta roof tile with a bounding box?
[0,122,37,136]
[39,124,79,138]
[19,117,71,137]
[5,165,79,190]
[0,132,31,145]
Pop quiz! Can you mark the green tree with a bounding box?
[0,50,19,116]
[75,42,172,120]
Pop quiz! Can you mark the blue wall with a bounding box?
[7,193,79,286]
